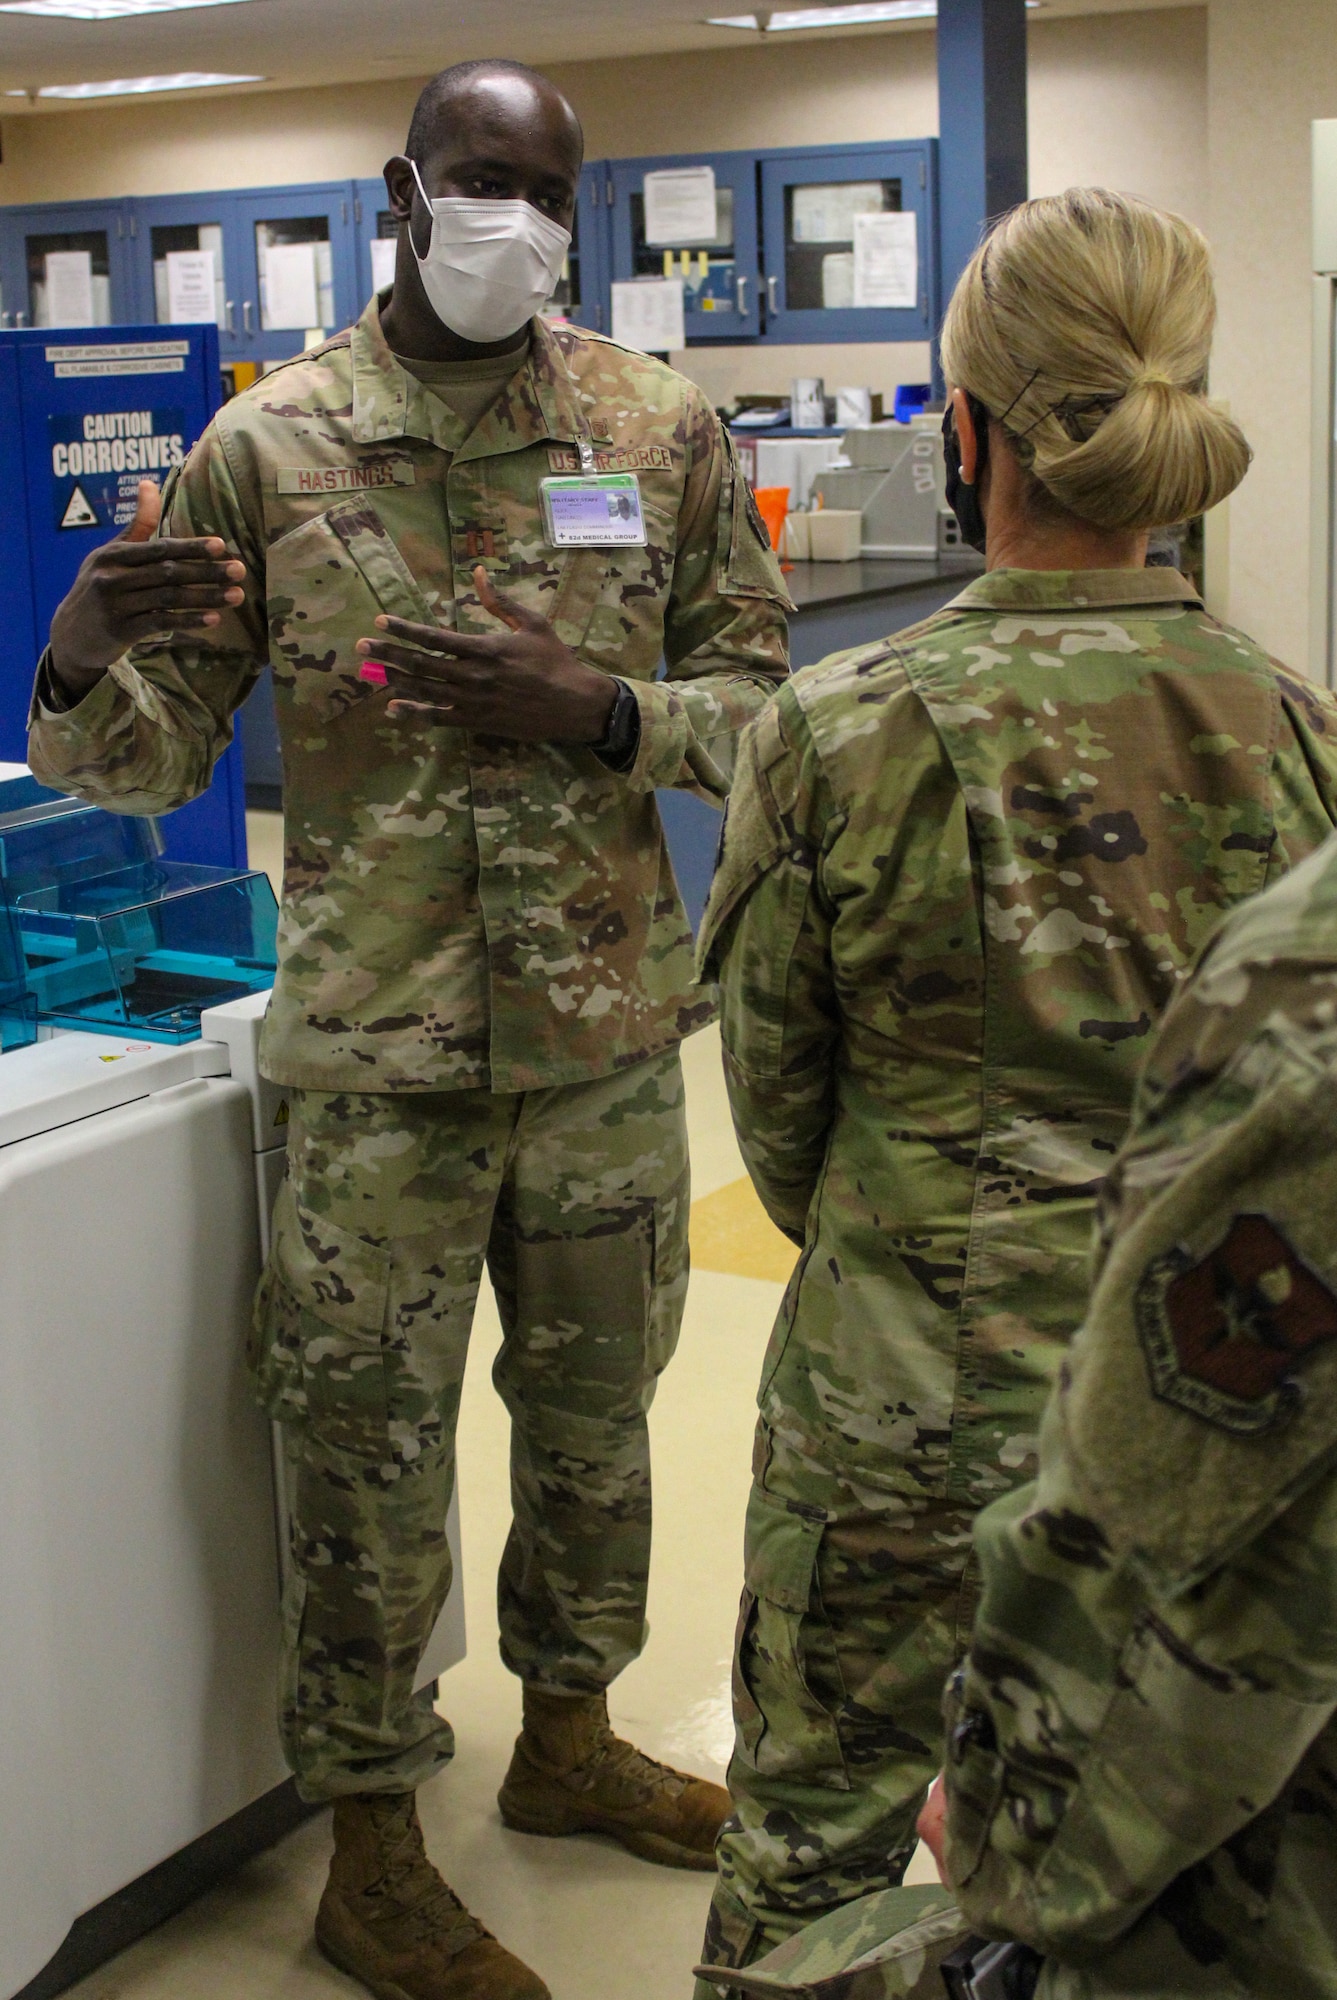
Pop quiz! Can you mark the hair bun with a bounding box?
[940,188,1252,533]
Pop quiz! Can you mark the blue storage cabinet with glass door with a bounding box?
[758,139,938,346]
[125,191,249,363]
[0,321,246,867]
[595,141,938,350]
[229,182,360,364]
[125,182,362,371]
[0,197,139,331]
[606,151,760,343]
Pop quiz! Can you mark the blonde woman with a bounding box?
[693,188,1337,1988]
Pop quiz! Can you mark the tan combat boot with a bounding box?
[315,1792,550,2000]
[497,1687,732,1871]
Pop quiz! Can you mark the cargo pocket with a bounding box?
[733,1484,849,1792]
[250,1178,393,1455]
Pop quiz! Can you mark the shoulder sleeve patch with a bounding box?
[1136,1213,1337,1436]
[1059,1062,1337,1590]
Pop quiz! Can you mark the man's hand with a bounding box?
[47,479,248,702]
[356,566,618,743]
[917,1773,950,1884]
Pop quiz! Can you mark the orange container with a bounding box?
[753,485,790,553]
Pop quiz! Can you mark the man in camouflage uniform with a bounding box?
[30,58,788,2000]
[936,827,1337,1998]
[694,566,1337,1988]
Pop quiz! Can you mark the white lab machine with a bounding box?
[0,952,464,1997]
[811,414,970,560]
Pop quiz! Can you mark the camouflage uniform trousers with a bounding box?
[249,1047,690,1803]
[697,1411,979,1994]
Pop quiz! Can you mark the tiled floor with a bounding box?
[60,816,930,2000]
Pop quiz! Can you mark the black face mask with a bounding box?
[942,396,991,554]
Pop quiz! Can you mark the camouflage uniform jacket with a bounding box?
[943,830,1337,1997]
[698,569,1337,1513]
[27,298,790,1093]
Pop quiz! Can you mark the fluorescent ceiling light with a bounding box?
[6,70,262,95]
[0,0,257,15]
[707,1,1039,26]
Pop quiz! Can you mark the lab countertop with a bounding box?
[785,556,982,613]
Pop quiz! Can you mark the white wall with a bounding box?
[0,13,1205,213]
[1205,0,1335,672]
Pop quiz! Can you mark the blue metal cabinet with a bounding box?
[758,140,938,346]
[126,193,252,361]
[0,199,138,331]
[227,183,360,363]
[0,323,246,868]
[607,151,759,343]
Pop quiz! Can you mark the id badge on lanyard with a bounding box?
[539,432,647,549]
[540,472,646,548]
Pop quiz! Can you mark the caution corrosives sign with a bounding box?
[49,408,188,532]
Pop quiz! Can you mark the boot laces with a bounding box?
[585,1713,690,1799]
[363,1799,485,1948]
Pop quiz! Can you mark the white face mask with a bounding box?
[407,160,572,344]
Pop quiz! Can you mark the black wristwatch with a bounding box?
[593,677,641,774]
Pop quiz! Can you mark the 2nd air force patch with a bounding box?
[1135,1213,1337,1435]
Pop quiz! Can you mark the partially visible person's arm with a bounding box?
[698,690,839,1241]
[1267,662,1337,876]
[700,663,968,1243]
[942,917,1337,1959]
[637,404,791,802]
[29,429,267,816]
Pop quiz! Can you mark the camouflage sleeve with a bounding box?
[698,690,838,1239]
[942,913,1337,1959]
[1264,663,1337,881]
[699,670,959,1241]
[621,390,791,804]
[27,414,268,816]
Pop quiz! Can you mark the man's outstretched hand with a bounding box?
[356,565,618,744]
[47,478,247,702]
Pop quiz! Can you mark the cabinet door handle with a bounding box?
[766,274,778,313]
[225,298,236,335]
[735,273,749,317]
[243,300,253,334]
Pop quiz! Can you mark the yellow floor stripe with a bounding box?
[690,1175,798,1284]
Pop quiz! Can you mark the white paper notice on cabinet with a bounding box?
[791,181,884,245]
[262,241,320,330]
[611,278,685,353]
[166,250,217,324]
[370,236,398,294]
[44,250,95,328]
[852,210,918,309]
[643,165,717,246]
